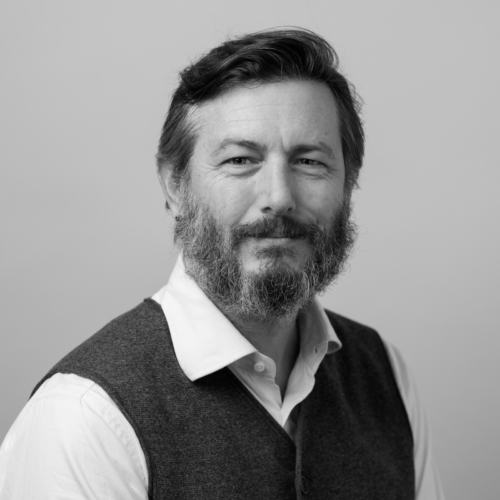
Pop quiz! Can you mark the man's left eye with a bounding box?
[298,158,322,166]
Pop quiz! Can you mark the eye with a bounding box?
[296,158,323,166]
[226,157,253,165]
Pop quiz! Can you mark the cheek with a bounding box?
[191,174,255,226]
[299,181,344,225]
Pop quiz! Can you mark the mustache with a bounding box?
[231,216,321,246]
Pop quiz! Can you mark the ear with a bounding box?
[157,161,181,217]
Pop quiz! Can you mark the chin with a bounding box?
[249,247,307,273]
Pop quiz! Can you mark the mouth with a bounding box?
[256,237,296,242]
[248,236,308,248]
[231,216,316,246]
[254,230,307,240]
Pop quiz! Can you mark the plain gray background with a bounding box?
[1,1,499,498]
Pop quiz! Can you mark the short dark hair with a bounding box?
[157,27,364,200]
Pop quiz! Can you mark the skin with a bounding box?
[159,80,346,397]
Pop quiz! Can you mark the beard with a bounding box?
[174,188,357,321]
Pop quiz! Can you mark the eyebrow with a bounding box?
[212,138,336,160]
[290,142,336,160]
[212,138,264,156]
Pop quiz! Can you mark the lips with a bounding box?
[255,230,306,239]
[231,216,319,246]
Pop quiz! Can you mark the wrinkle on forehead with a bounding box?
[191,81,341,157]
[195,80,338,119]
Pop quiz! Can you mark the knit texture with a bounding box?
[33,299,414,499]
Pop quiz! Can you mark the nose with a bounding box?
[258,159,296,216]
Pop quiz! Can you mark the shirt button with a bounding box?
[254,361,265,372]
[300,475,309,494]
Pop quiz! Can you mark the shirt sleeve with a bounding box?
[0,373,148,500]
[382,339,446,500]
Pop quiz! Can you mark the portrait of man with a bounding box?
[0,27,445,500]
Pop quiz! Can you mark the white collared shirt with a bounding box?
[154,257,341,439]
[0,257,445,499]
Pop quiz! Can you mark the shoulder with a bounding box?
[322,309,412,400]
[323,309,389,363]
[27,373,142,448]
[31,299,173,401]
[1,373,148,497]
[323,308,379,337]
[71,299,168,354]
[320,309,410,422]
[49,299,167,367]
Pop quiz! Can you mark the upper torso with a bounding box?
[0,257,445,499]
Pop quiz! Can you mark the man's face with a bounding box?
[169,80,356,318]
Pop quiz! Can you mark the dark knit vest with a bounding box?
[33,299,414,499]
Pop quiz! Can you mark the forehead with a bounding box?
[191,80,342,154]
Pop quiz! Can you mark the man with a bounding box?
[0,28,444,499]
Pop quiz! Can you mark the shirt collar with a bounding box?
[152,255,342,381]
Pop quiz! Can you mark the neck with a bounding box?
[224,309,301,399]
